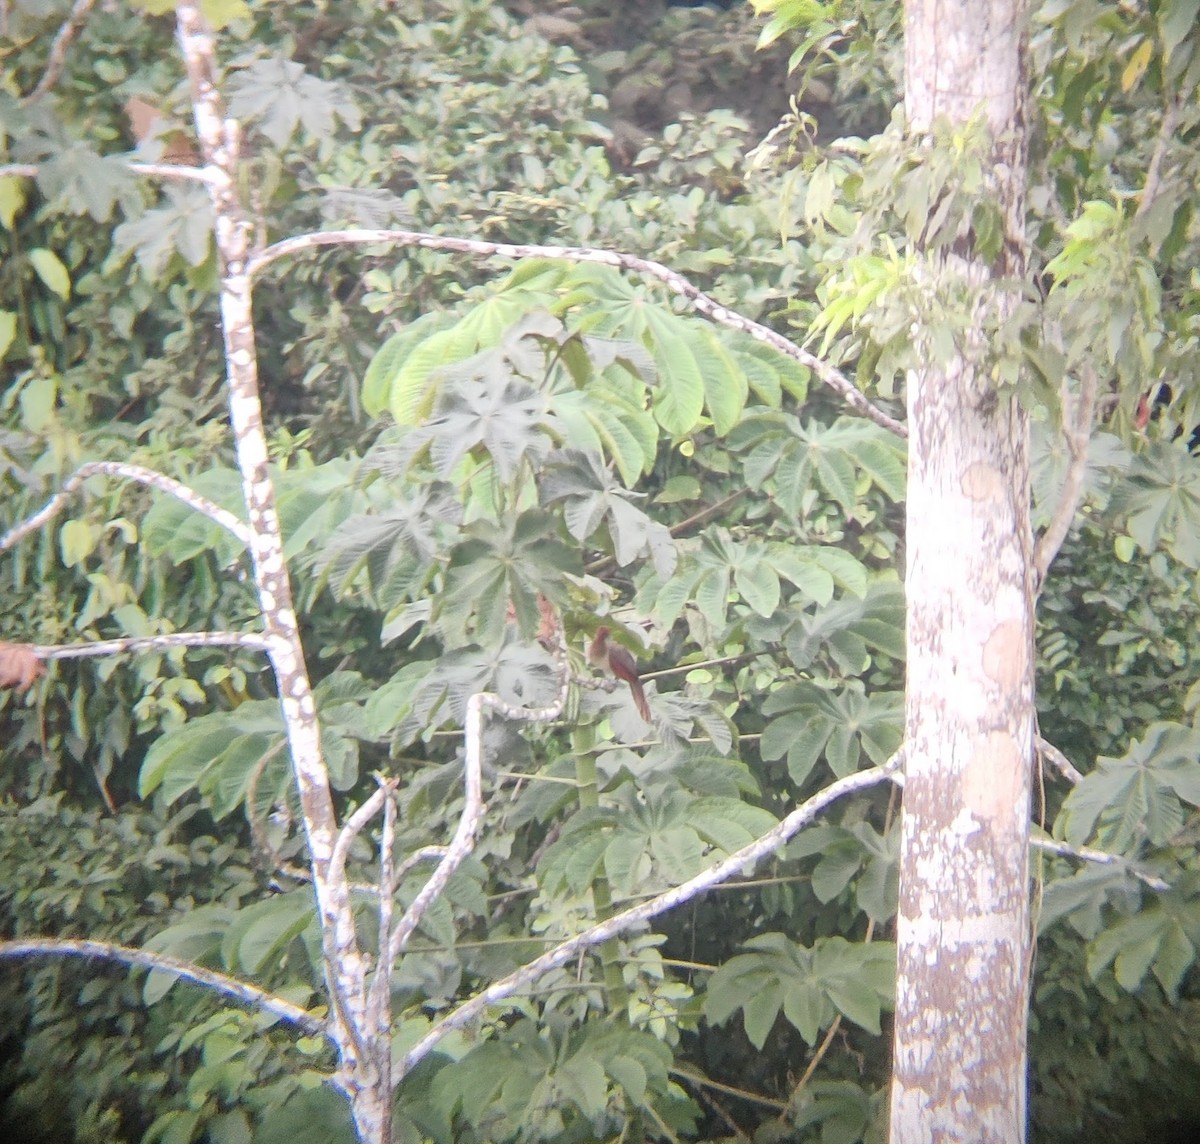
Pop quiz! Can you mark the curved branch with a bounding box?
[1033,362,1097,590]
[0,460,252,555]
[248,228,907,438]
[0,937,328,1037]
[388,672,570,966]
[1136,94,1182,222]
[395,752,903,1082]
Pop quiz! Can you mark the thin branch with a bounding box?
[0,459,252,554]
[395,752,903,1082]
[669,488,750,537]
[31,631,270,661]
[330,785,391,892]
[0,937,327,1037]
[394,845,449,882]
[1033,362,1097,589]
[1136,94,1182,221]
[388,671,570,966]
[1031,836,1169,892]
[24,0,95,103]
[0,161,215,184]
[1035,735,1083,785]
[671,1068,787,1113]
[367,780,399,1053]
[247,229,907,438]
[128,161,216,184]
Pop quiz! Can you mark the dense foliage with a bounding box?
[2,0,1200,1141]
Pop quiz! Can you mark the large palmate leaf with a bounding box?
[138,674,373,817]
[1109,441,1200,567]
[733,410,907,516]
[362,267,568,423]
[111,184,214,278]
[638,528,870,630]
[787,821,899,922]
[1057,721,1200,851]
[227,56,361,147]
[538,449,676,577]
[761,681,902,784]
[784,579,905,674]
[309,481,462,605]
[538,786,776,899]
[704,933,895,1048]
[1084,895,1200,998]
[437,508,578,645]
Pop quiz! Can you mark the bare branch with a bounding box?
[1035,735,1084,785]
[388,671,570,966]
[0,161,215,184]
[1031,836,1169,892]
[395,752,904,1081]
[24,0,95,104]
[30,632,269,665]
[367,781,399,1055]
[1033,362,1097,589]
[0,459,252,555]
[1136,94,1182,222]
[330,784,391,891]
[0,937,327,1036]
[248,229,907,438]
[129,161,218,184]
[394,846,449,882]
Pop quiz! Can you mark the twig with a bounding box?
[1033,363,1097,589]
[395,752,904,1082]
[247,229,907,438]
[0,459,252,554]
[245,739,293,871]
[0,937,327,1037]
[24,0,95,104]
[669,488,750,537]
[394,846,449,882]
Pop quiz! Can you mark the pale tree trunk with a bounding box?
[891,1,1035,1141]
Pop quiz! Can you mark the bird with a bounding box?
[587,626,652,722]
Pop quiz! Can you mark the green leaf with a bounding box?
[650,328,706,436]
[28,248,71,299]
[228,57,361,148]
[222,892,316,975]
[1058,722,1200,850]
[0,177,25,231]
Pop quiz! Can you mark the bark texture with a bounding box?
[892,1,1034,1140]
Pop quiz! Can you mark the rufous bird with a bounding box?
[587,626,652,722]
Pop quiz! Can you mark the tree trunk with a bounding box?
[891,1,1034,1140]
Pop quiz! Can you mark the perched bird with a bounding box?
[587,626,652,722]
